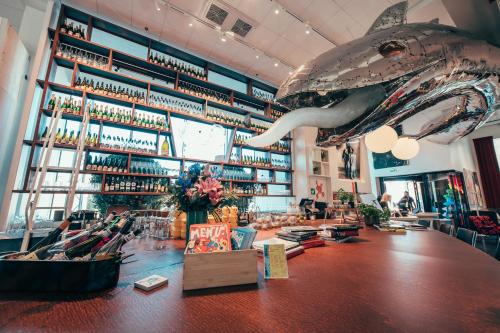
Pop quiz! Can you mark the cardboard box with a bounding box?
[183,249,258,290]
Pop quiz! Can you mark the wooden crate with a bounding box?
[183,249,258,291]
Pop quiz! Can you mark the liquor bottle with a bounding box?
[40,126,49,140]
[131,177,137,192]
[119,177,125,191]
[60,20,67,33]
[54,128,62,143]
[104,177,110,191]
[161,137,169,156]
[64,224,120,259]
[44,212,118,258]
[48,95,56,110]
[68,130,75,144]
[97,156,104,171]
[125,177,131,192]
[110,157,117,172]
[26,213,77,253]
[109,177,115,191]
[93,218,136,259]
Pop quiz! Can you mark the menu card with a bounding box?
[263,243,289,279]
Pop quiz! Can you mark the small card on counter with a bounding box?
[134,275,168,291]
[263,243,289,279]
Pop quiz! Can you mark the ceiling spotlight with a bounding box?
[288,71,293,75]
[220,32,227,42]
[255,55,260,59]
[305,23,311,34]
[188,22,193,27]
[155,0,161,11]
[274,62,279,67]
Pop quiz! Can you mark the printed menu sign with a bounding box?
[263,243,288,279]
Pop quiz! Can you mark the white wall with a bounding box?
[368,139,455,179]
[329,137,373,194]
[366,124,500,196]
[18,5,46,57]
[0,1,46,58]
[292,127,373,203]
[448,125,499,172]
[293,122,499,200]
[0,1,25,32]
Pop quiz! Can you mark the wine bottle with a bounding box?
[27,213,77,252]
[93,218,135,259]
[161,137,169,156]
[44,213,119,260]
[64,225,119,259]
[40,126,49,139]
[48,95,56,110]
[54,128,63,143]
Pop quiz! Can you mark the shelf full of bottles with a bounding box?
[20,7,293,198]
[49,26,290,125]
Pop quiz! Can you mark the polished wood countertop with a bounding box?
[1,225,499,333]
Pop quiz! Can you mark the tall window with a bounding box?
[170,117,232,161]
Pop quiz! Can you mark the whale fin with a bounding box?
[366,1,408,35]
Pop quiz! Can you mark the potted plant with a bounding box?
[337,188,348,204]
[380,208,391,222]
[346,192,356,208]
[337,188,356,208]
[168,164,237,244]
[358,203,383,226]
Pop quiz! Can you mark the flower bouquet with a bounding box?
[168,163,238,243]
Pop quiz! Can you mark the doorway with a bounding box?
[381,178,424,214]
[379,171,470,226]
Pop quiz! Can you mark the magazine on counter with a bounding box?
[186,224,232,254]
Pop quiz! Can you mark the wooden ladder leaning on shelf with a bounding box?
[21,101,90,251]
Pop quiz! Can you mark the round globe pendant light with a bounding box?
[364,125,398,153]
[391,137,420,160]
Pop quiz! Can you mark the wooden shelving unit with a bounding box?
[21,5,293,200]
[307,147,332,203]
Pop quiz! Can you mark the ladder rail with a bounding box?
[65,106,90,217]
[22,102,64,251]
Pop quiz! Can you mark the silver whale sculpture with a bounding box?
[247,1,500,148]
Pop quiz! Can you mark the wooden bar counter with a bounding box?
[1,226,499,332]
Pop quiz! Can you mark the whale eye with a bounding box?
[379,41,406,58]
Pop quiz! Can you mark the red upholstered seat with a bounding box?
[469,216,500,235]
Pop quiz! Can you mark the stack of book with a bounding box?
[319,224,361,242]
[375,223,406,234]
[276,229,325,249]
[404,223,428,231]
[252,238,305,259]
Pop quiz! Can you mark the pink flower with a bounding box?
[195,178,222,195]
[208,190,222,205]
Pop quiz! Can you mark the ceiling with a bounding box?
[62,0,461,87]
